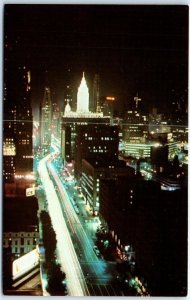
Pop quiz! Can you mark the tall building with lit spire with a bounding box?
[64,72,103,118]
[62,71,110,170]
[77,72,89,113]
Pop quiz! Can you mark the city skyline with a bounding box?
[4,4,188,116]
[2,3,188,297]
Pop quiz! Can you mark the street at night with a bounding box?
[2,2,188,297]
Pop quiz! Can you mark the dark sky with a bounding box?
[4,4,188,115]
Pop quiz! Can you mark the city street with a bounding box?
[38,154,89,296]
[37,150,124,296]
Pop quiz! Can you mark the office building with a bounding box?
[75,124,119,181]
[61,116,110,163]
[123,110,148,144]
[3,138,16,183]
[91,74,101,113]
[3,62,33,196]
[99,174,138,245]
[81,158,135,215]
[102,96,116,119]
[124,138,178,162]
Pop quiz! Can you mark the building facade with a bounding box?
[124,140,178,161]
[77,72,89,113]
[91,74,101,113]
[3,63,34,196]
[3,196,39,257]
[75,124,119,180]
[3,231,39,256]
[81,158,134,214]
[61,116,110,163]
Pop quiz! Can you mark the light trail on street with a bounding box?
[47,155,113,285]
[38,154,89,296]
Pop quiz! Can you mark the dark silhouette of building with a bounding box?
[3,38,33,196]
[135,185,187,296]
[3,196,39,256]
[40,86,52,154]
[91,74,100,113]
[99,175,187,296]
[3,241,13,292]
[61,116,110,164]
[81,157,135,215]
[99,174,138,246]
[102,96,116,119]
[64,69,73,111]
[74,123,119,180]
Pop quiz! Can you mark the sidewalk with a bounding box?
[35,187,50,296]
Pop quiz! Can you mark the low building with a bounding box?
[124,140,178,162]
[3,196,39,257]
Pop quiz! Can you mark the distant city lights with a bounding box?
[15,174,35,180]
[106,96,115,101]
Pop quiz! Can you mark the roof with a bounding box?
[3,196,39,232]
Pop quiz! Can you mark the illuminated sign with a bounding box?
[167,133,173,141]
[26,186,35,197]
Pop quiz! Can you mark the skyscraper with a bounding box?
[76,72,89,113]
[40,86,52,153]
[64,68,73,112]
[3,64,33,196]
[52,102,61,139]
[92,74,100,113]
[3,66,33,176]
[64,72,103,118]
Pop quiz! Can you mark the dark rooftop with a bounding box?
[83,155,134,170]
[3,196,39,232]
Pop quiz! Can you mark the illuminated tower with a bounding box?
[41,87,52,153]
[77,72,89,113]
[64,100,71,115]
[64,68,73,112]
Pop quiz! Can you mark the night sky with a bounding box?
[4,4,188,117]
